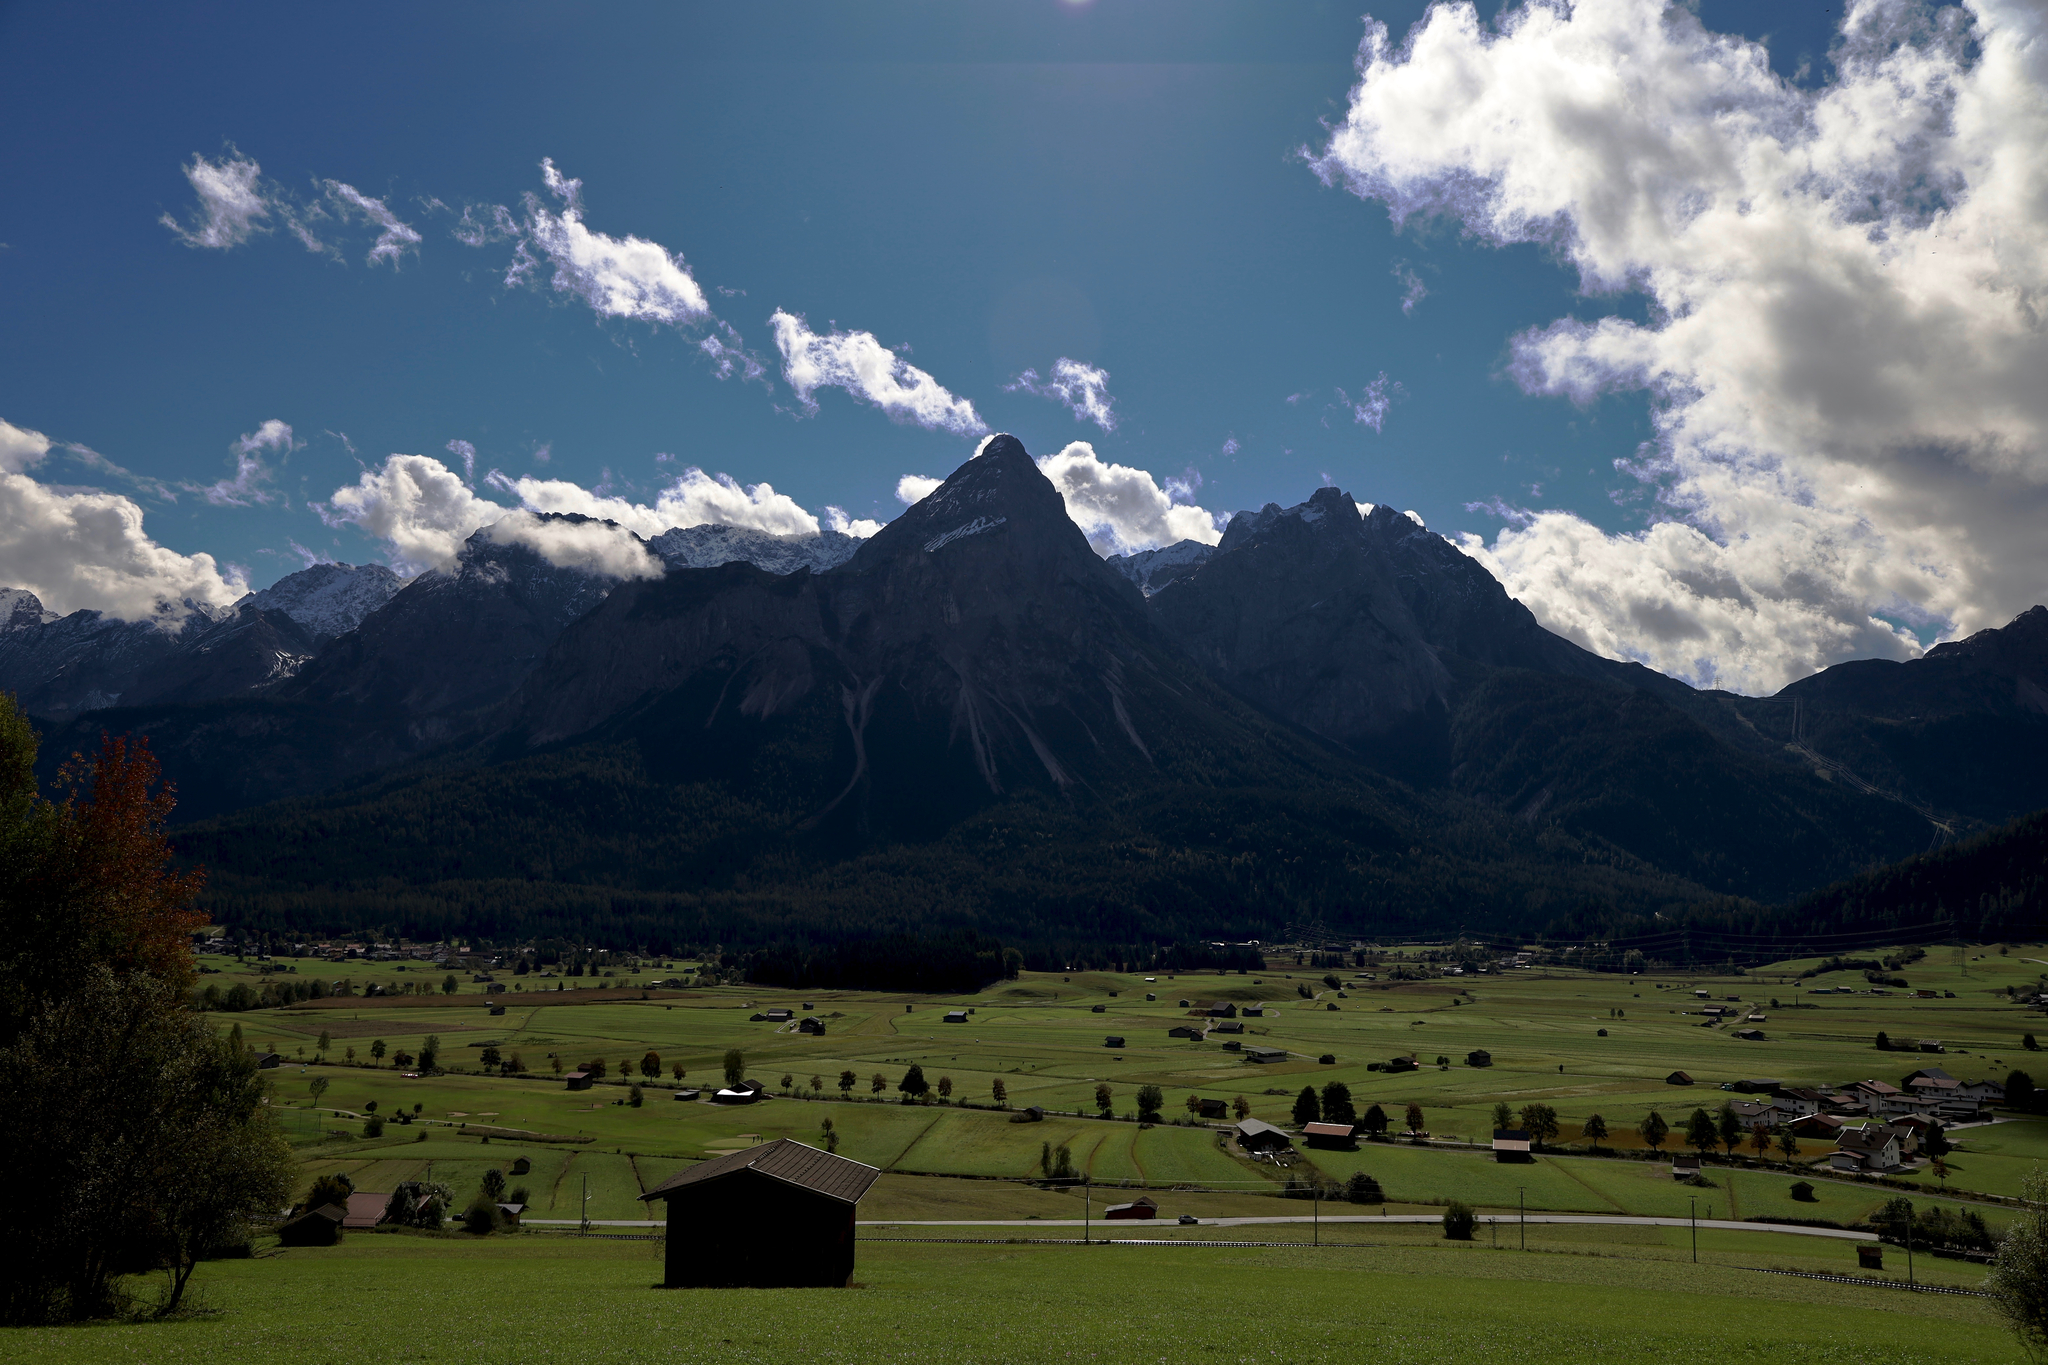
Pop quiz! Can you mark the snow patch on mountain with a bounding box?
[649,524,861,576]
[0,588,58,631]
[1104,540,1215,597]
[238,562,407,643]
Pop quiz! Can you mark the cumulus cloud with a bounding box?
[0,417,52,475]
[0,472,246,622]
[161,149,271,250]
[1035,442,1224,557]
[505,159,712,326]
[183,419,295,507]
[771,310,988,437]
[482,510,661,580]
[1004,357,1117,431]
[896,474,943,505]
[315,453,506,574]
[497,466,830,540]
[1311,0,2048,692]
[1335,373,1401,432]
[318,451,871,576]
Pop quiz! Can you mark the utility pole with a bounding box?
[581,1175,589,1236]
[1313,1182,1320,1246]
[1907,1210,1915,1289]
[1083,1177,1091,1246]
[1519,1188,1526,1250]
[1690,1196,1697,1263]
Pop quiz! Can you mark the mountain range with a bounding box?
[4,436,2042,954]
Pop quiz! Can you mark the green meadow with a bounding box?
[0,1230,2022,1365]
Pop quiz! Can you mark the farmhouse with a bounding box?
[1491,1128,1532,1162]
[1103,1195,1158,1220]
[1234,1117,1292,1152]
[1727,1099,1775,1130]
[1789,1112,1844,1140]
[1833,1123,1905,1174]
[640,1139,881,1288]
[563,1070,593,1091]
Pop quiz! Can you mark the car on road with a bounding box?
[1178,1214,1200,1225]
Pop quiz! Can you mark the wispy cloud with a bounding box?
[181,418,297,507]
[161,148,271,250]
[1004,357,1117,431]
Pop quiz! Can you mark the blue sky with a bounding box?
[4,0,2033,694]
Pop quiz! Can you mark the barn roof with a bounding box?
[640,1138,881,1205]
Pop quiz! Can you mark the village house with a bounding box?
[1772,1088,1827,1118]
[639,1139,881,1288]
[1789,1112,1844,1141]
[342,1191,390,1230]
[1492,1128,1532,1162]
[1833,1122,1905,1174]
[1727,1099,1776,1131]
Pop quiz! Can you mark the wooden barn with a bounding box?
[1103,1195,1158,1220]
[640,1138,881,1288]
[278,1204,345,1246]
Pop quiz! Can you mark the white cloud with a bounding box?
[319,181,421,268]
[0,417,52,475]
[161,149,271,250]
[1311,0,2048,692]
[1392,261,1428,315]
[183,419,295,507]
[315,453,506,575]
[1035,441,1224,557]
[771,310,988,437]
[1005,357,1118,431]
[496,466,830,540]
[0,473,245,622]
[896,474,943,505]
[1335,373,1400,432]
[510,159,711,326]
[482,510,661,580]
[317,450,874,576]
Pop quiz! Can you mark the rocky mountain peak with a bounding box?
[0,588,57,631]
[238,561,406,645]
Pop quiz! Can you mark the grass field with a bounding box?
[0,1228,2022,1365]
[208,940,2046,1234]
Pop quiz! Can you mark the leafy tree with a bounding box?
[507,1052,524,1074]
[1518,1103,1560,1151]
[419,1035,441,1073]
[393,1050,415,1069]
[673,1063,687,1081]
[991,1077,1007,1106]
[810,1074,823,1094]
[1136,1084,1164,1121]
[344,1045,356,1065]
[316,1029,331,1055]
[780,1074,794,1091]
[900,1064,930,1100]
[1051,1144,1077,1181]
[1320,1082,1355,1127]
[370,1039,385,1064]
[1360,1103,1388,1134]
[937,1075,953,1099]
[2025,1033,2040,1052]
[305,1172,354,1210]
[481,1168,506,1201]
[641,1052,661,1080]
[2008,1071,2037,1113]
[585,1058,606,1081]
[1639,1110,1670,1151]
[308,1076,329,1107]
[629,1084,644,1107]
[1344,1171,1383,1204]
[1233,1095,1252,1120]
[479,1045,501,1070]
[1716,1102,1743,1156]
[1685,1108,1719,1155]
[443,975,458,995]
[839,1069,857,1095]
[1875,1030,1892,1051]
[1404,1101,1425,1135]
[364,1113,384,1137]
[1491,1101,1514,1132]
[1442,1200,1476,1240]
[1582,1113,1609,1151]
[723,1049,745,1087]
[1040,1141,1052,1178]
[1925,1123,1951,1158]
[1777,1129,1800,1159]
[0,969,294,1322]
[1094,1082,1114,1115]
[1750,1124,1772,1157]
[871,1072,888,1095]
[1292,1086,1321,1127]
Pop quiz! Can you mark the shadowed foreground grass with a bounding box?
[0,1230,2022,1365]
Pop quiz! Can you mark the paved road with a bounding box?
[527,1214,1870,1240]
